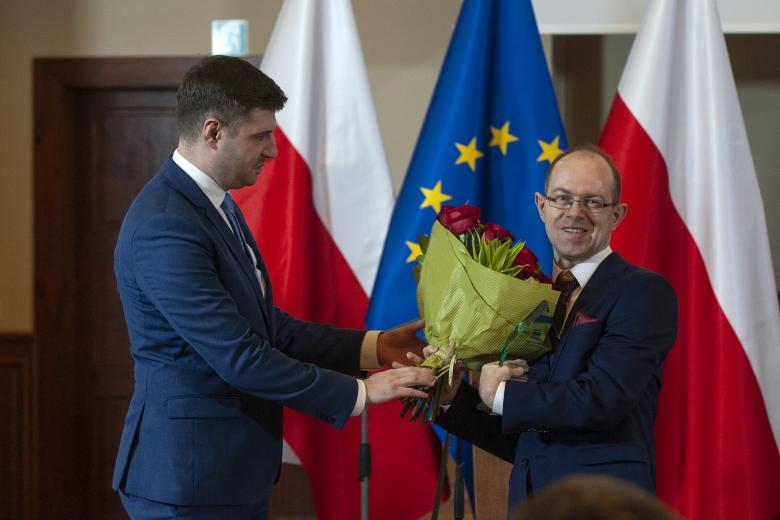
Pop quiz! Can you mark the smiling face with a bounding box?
[535,151,627,270]
[210,108,278,191]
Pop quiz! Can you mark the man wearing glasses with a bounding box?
[434,145,679,507]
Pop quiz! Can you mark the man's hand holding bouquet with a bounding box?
[401,205,560,421]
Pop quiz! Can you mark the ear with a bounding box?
[202,118,223,149]
[611,202,628,230]
[534,192,546,221]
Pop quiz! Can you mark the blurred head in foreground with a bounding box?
[511,474,680,520]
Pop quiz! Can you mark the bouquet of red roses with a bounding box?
[402,204,560,421]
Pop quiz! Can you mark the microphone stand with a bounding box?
[359,393,370,520]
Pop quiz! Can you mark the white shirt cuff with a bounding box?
[351,379,367,416]
[492,381,506,415]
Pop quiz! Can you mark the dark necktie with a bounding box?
[551,270,579,346]
[221,192,253,262]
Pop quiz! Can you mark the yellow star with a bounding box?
[537,136,564,164]
[405,241,423,263]
[489,121,519,155]
[419,180,453,214]
[454,137,484,172]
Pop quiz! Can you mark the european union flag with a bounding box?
[367,0,567,510]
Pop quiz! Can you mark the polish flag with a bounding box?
[599,0,780,518]
[233,1,442,518]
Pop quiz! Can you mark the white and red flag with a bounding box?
[599,0,780,518]
[233,0,441,518]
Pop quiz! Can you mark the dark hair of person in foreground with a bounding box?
[510,475,681,520]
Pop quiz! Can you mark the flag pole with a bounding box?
[454,437,465,520]
[431,432,451,520]
[359,401,370,520]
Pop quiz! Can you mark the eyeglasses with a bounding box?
[544,194,617,213]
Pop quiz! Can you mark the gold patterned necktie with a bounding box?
[551,270,579,346]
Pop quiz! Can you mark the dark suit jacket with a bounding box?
[112,158,364,505]
[437,252,677,507]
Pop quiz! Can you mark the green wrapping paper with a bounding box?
[416,221,560,369]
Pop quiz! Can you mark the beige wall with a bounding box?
[0,1,777,332]
[0,0,460,331]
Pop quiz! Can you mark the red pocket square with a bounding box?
[572,311,599,327]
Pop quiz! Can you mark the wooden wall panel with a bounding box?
[0,334,33,520]
[552,35,604,146]
[473,445,512,519]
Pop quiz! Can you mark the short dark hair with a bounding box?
[176,55,287,142]
[511,475,680,520]
[544,144,622,203]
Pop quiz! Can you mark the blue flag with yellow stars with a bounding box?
[366,0,566,510]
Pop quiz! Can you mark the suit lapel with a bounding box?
[234,208,275,327]
[160,160,270,324]
[206,209,270,320]
[547,252,627,379]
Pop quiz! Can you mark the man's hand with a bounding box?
[478,361,527,410]
[364,366,435,405]
[398,345,464,405]
[376,319,426,367]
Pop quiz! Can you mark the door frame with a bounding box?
[33,57,201,518]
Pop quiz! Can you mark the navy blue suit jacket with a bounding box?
[112,158,364,505]
[437,252,677,507]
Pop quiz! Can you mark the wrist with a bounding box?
[479,388,495,409]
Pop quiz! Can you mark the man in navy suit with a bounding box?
[430,145,678,507]
[112,56,434,520]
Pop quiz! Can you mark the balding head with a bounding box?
[545,145,621,203]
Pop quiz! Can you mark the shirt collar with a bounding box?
[172,150,227,210]
[555,246,612,288]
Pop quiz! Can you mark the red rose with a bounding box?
[513,244,539,280]
[437,204,481,235]
[535,269,553,284]
[483,223,514,243]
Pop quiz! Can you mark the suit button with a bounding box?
[520,458,529,466]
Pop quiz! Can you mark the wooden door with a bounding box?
[75,88,179,519]
[34,57,314,520]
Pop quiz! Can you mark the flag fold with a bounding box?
[235,1,441,518]
[599,0,780,517]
